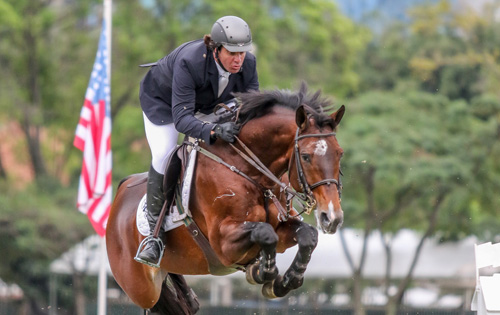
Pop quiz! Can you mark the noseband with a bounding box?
[293,128,342,215]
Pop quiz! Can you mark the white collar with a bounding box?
[215,59,231,78]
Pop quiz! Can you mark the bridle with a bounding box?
[293,128,342,215]
[193,125,343,221]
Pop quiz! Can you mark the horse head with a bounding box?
[235,84,345,234]
[288,102,345,234]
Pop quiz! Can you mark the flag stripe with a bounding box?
[74,20,112,237]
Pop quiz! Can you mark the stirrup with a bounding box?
[134,236,165,268]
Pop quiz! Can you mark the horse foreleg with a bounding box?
[243,222,280,285]
[263,222,318,298]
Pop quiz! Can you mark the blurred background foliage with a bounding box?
[1,0,500,313]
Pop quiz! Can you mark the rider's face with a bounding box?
[215,47,246,74]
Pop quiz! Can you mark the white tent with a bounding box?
[0,279,23,300]
[276,228,476,280]
[50,235,111,276]
[49,229,478,309]
[50,229,477,280]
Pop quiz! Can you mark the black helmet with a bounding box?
[210,16,252,52]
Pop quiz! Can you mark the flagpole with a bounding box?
[105,0,112,78]
[97,238,107,315]
[97,1,111,315]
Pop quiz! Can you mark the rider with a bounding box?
[136,16,259,266]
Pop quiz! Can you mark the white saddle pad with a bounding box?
[136,194,185,236]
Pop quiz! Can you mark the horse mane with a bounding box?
[233,82,336,129]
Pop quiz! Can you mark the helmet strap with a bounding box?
[215,47,229,73]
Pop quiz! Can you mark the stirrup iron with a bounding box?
[134,236,165,268]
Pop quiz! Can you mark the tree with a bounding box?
[338,89,500,314]
[0,180,92,314]
[357,0,500,101]
[0,0,56,180]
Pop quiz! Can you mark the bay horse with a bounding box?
[106,84,345,314]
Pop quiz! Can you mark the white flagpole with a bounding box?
[97,238,108,315]
[97,1,111,315]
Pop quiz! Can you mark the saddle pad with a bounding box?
[136,194,184,236]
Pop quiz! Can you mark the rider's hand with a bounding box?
[212,122,240,143]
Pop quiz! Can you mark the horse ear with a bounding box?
[296,105,309,129]
[330,105,345,126]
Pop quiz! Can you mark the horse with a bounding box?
[106,83,345,314]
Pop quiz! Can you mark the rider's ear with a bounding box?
[296,105,309,130]
[330,105,345,127]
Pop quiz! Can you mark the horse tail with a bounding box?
[149,273,200,315]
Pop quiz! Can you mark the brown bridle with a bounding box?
[293,128,342,215]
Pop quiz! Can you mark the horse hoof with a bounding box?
[245,263,259,285]
[246,262,278,285]
[262,276,291,299]
[262,281,278,299]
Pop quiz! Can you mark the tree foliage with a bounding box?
[0,180,91,313]
[358,0,500,101]
[338,87,500,313]
[336,2,500,312]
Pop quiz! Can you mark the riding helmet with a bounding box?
[210,16,253,52]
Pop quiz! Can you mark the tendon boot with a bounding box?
[135,166,166,268]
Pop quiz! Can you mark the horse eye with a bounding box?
[301,153,311,163]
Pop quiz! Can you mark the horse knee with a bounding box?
[296,224,318,250]
[249,223,278,248]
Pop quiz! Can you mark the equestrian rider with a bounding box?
[136,16,259,266]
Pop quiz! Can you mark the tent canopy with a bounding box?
[49,229,477,280]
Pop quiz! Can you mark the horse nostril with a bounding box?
[320,212,330,225]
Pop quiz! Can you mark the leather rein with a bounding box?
[191,127,342,222]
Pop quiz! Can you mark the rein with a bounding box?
[190,141,284,222]
[192,127,342,221]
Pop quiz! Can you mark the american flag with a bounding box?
[74,21,112,237]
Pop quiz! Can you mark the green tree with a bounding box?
[0,1,100,312]
[0,0,55,179]
[358,0,500,101]
[0,180,92,314]
[338,89,500,314]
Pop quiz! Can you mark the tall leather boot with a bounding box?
[135,166,166,267]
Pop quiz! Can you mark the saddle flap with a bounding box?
[163,145,184,202]
[162,142,196,219]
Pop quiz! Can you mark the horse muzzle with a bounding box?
[316,201,343,234]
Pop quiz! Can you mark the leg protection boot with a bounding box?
[135,166,166,267]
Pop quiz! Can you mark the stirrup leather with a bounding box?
[134,236,165,268]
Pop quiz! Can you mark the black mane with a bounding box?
[233,83,336,128]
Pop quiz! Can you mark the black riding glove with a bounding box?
[212,122,240,143]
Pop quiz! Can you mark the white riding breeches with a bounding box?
[143,113,179,175]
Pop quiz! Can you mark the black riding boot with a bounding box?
[135,166,166,267]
